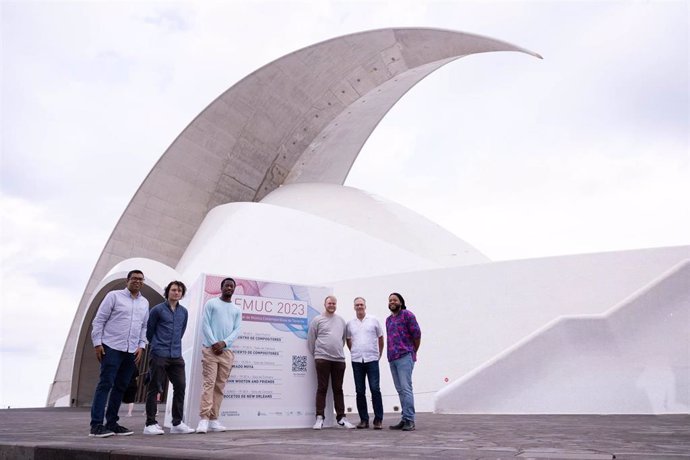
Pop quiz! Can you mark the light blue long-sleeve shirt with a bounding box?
[91,288,149,352]
[201,297,242,349]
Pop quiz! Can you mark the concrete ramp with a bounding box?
[434,260,690,414]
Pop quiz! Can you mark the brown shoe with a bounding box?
[373,420,382,430]
[356,421,369,429]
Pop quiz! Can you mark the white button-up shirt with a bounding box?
[346,315,383,363]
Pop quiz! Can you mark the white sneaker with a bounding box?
[208,420,227,432]
[312,415,324,430]
[196,419,208,434]
[170,422,195,434]
[143,424,164,435]
[337,418,356,429]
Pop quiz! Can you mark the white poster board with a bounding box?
[164,274,330,430]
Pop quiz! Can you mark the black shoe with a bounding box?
[402,420,416,431]
[107,424,133,436]
[89,424,114,438]
[373,420,382,430]
[389,420,405,430]
[356,421,369,429]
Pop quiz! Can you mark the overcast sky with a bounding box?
[1,1,688,408]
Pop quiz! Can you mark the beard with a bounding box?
[388,304,401,313]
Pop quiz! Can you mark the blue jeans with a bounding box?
[389,353,415,422]
[90,344,136,428]
[352,360,384,423]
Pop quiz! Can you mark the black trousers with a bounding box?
[314,359,346,420]
[145,355,186,426]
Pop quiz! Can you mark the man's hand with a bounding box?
[211,341,226,355]
[134,347,144,365]
[94,345,105,362]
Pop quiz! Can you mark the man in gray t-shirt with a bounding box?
[307,295,355,430]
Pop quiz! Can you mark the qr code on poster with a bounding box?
[292,354,307,373]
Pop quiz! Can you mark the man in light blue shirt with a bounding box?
[196,277,242,434]
[89,269,149,438]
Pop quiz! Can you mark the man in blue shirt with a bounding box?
[143,280,195,435]
[89,269,149,438]
[196,277,242,434]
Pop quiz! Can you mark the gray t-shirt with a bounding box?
[307,313,347,362]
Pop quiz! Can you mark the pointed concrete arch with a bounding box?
[49,28,540,405]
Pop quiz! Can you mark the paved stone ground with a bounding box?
[1,407,689,459]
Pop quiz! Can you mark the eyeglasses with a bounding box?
[129,277,145,282]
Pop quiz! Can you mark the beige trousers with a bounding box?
[199,347,234,420]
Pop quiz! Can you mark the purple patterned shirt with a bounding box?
[386,309,421,362]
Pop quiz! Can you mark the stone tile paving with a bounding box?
[0,408,688,459]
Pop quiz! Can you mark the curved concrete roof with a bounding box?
[171,183,489,286]
[259,183,489,267]
[49,28,539,405]
[86,27,538,301]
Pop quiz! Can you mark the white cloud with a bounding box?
[0,197,83,408]
[0,270,76,408]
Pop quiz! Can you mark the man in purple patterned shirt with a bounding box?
[385,292,421,432]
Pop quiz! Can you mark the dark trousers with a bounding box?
[145,355,187,426]
[352,360,384,423]
[315,359,346,420]
[90,344,136,428]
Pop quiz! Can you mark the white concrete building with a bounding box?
[49,28,689,415]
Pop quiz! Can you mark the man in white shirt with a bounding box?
[346,297,384,429]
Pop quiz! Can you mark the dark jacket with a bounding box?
[146,302,188,358]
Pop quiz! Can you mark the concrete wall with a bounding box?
[434,260,690,414]
[50,177,690,415]
[51,178,690,414]
[332,246,690,414]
